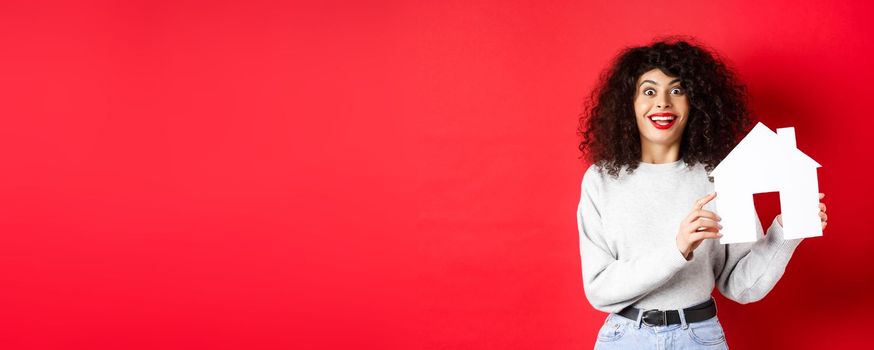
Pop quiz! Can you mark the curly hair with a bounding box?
[577,37,754,179]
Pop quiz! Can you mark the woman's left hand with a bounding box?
[776,193,827,230]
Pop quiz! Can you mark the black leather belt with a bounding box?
[616,297,717,326]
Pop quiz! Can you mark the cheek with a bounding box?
[633,98,650,117]
[676,96,690,112]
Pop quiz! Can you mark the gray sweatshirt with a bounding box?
[576,158,804,314]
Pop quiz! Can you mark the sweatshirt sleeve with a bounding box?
[716,213,804,304]
[577,168,692,313]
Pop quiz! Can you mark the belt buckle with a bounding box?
[642,309,667,327]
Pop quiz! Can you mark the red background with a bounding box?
[1,1,872,349]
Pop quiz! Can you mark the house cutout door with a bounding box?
[752,191,781,237]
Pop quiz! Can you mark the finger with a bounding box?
[820,203,826,212]
[819,193,825,199]
[686,209,721,224]
[689,230,723,242]
[694,192,717,211]
[692,226,720,234]
[690,221,720,235]
[693,218,722,230]
[691,228,720,239]
[820,212,828,222]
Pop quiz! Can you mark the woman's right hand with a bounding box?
[676,192,723,260]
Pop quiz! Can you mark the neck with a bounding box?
[640,142,681,164]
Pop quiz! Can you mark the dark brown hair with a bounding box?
[577,37,754,178]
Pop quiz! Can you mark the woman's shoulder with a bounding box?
[582,162,605,180]
[686,161,716,181]
[581,162,613,192]
[582,160,713,183]
[582,160,713,181]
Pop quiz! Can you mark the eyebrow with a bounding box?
[640,78,682,87]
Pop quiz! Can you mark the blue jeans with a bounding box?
[594,310,729,349]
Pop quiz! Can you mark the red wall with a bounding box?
[1,1,871,349]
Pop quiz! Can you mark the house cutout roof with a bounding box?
[710,122,821,179]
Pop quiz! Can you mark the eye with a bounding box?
[643,88,655,96]
[670,87,684,94]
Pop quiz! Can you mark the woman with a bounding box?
[575,38,828,349]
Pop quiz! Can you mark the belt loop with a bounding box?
[635,308,644,329]
[679,308,689,330]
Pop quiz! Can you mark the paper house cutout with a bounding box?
[710,122,823,244]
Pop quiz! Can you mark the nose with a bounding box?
[656,96,671,109]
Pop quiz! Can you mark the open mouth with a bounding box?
[648,114,676,130]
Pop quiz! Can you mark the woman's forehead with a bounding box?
[637,68,681,85]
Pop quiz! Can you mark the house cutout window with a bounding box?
[710,122,823,244]
[752,191,780,237]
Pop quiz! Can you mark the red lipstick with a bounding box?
[647,112,677,130]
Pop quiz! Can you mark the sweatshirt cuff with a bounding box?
[766,217,804,250]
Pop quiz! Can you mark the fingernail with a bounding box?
[718,224,723,229]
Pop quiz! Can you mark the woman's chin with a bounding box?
[642,134,680,145]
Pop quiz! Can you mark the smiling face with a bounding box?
[634,68,690,150]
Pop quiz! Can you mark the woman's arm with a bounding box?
[577,173,691,313]
[715,213,804,303]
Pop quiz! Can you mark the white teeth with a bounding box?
[650,116,675,121]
